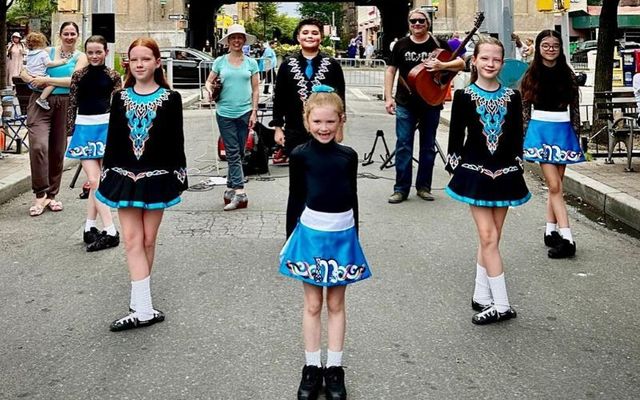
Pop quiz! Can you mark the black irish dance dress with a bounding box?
[279,139,371,287]
[445,84,531,207]
[96,87,188,209]
[65,64,121,159]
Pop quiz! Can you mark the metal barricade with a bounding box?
[336,58,386,96]
[198,59,215,100]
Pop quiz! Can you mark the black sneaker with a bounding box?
[87,231,120,252]
[471,299,492,312]
[472,305,517,325]
[83,227,100,244]
[548,238,576,259]
[109,311,164,332]
[324,366,347,400]
[544,231,562,247]
[297,365,323,400]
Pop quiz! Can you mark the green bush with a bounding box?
[114,53,126,76]
[273,44,335,58]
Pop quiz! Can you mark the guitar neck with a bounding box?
[447,13,485,61]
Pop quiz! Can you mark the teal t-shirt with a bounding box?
[46,48,80,95]
[212,54,259,118]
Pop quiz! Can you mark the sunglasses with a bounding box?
[409,18,427,25]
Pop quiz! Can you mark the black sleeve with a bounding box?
[349,149,359,233]
[510,90,524,160]
[285,149,306,238]
[272,61,289,127]
[103,91,122,169]
[446,89,466,174]
[332,60,346,109]
[170,91,188,191]
[66,71,80,137]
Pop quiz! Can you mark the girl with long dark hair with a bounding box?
[521,30,584,259]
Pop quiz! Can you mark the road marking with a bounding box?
[348,88,371,100]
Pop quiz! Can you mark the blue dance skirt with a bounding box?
[66,113,109,159]
[279,208,371,287]
[523,110,585,164]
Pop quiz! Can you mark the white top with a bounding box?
[25,49,51,77]
[633,73,640,109]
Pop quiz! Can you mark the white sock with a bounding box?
[472,263,492,305]
[85,219,97,232]
[131,276,153,321]
[104,224,117,236]
[326,350,343,368]
[545,222,557,235]
[305,350,322,367]
[487,273,510,313]
[559,227,573,243]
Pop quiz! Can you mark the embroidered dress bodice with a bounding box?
[444,84,530,207]
[121,87,170,160]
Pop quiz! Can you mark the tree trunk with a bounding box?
[591,0,620,144]
[594,0,620,95]
[1,3,8,88]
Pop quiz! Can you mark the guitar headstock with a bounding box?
[473,12,485,30]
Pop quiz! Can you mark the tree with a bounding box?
[254,2,278,40]
[298,3,344,36]
[594,1,620,96]
[1,0,18,88]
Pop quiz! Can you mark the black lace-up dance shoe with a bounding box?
[472,305,517,325]
[297,365,323,400]
[324,366,347,400]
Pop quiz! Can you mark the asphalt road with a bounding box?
[0,93,639,399]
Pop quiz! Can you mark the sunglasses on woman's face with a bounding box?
[409,18,427,25]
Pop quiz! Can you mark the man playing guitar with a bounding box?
[384,8,465,204]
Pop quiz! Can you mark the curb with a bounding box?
[0,95,199,205]
[525,162,640,232]
[439,114,640,232]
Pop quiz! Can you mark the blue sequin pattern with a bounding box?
[466,84,514,154]
[121,87,170,160]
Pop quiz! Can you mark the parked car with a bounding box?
[159,47,215,87]
[571,40,640,63]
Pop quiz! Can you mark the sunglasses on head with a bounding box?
[409,18,427,24]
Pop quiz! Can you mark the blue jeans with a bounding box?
[393,104,440,194]
[217,111,250,189]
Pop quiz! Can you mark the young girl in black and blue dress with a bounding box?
[521,30,585,259]
[66,35,121,252]
[445,36,530,325]
[279,85,371,400]
[96,37,188,331]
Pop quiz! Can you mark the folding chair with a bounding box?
[0,77,31,153]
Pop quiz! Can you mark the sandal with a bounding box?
[47,200,63,212]
[29,198,51,217]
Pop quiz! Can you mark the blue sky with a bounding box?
[278,3,300,17]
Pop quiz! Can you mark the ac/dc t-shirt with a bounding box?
[389,35,452,108]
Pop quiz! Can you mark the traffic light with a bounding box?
[537,0,570,12]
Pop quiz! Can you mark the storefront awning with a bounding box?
[572,14,640,29]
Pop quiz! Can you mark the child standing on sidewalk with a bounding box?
[279,85,371,399]
[445,36,531,325]
[66,35,122,251]
[521,30,585,259]
[96,37,188,331]
[24,32,69,110]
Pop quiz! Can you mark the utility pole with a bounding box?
[82,0,91,45]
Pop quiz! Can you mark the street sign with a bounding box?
[168,14,184,20]
[421,5,438,12]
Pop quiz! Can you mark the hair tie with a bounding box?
[312,84,335,93]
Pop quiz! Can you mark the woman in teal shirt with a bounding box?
[22,21,88,216]
[205,24,259,211]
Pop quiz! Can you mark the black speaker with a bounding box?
[92,13,115,43]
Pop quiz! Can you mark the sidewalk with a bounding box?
[0,89,200,205]
[439,101,640,232]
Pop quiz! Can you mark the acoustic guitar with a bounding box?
[407,12,485,106]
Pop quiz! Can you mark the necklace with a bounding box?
[60,48,74,59]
